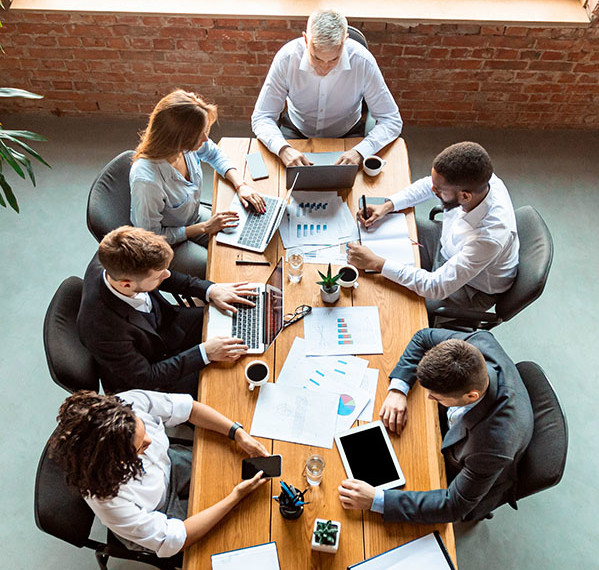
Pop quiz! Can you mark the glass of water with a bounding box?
[287,247,304,283]
[305,454,325,486]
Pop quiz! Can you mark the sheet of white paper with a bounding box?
[304,306,383,356]
[250,383,338,448]
[212,542,280,570]
[349,533,453,570]
[357,368,380,422]
[302,244,348,265]
[285,193,342,246]
[361,213,415,266]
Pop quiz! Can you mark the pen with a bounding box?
[235,260,271,266]
[361,194,368,221]
[409,238,424,248]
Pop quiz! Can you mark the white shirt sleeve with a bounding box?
[389,176,436,212]
[117,390,193,427]
[195,139,235,177]
[251,48,290,156]
[381,236,504,300]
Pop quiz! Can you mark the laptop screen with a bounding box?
[264,257,284,349]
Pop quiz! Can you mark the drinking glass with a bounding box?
[288,247,304,283]
[305,455,325,486]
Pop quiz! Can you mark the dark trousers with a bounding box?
[278,110,366,140]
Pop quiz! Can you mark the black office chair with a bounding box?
[34,429,183,570]
[430,205,554,330]
[43,276,100,393]
[347,25,375,135]
[86,150,135,243]
[514,361,568,501]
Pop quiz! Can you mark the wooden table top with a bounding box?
[183,137,457,570]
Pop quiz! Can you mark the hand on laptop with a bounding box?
[357,200,394,228]
[193,211,240,236]
[278,145,313,167]
[237,182,266,214]
[379,390,408,434]
[210,282,258,313]
[338,479,376,510]
[204,336,249,361]
[335,148,363,166]
[346,242,385,272]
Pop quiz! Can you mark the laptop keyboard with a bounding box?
[231,294,262,350]
[237,196,280,249]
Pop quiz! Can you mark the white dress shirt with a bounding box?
[251,38,402,159]
[85,390,194,558]
[381,174,519,300]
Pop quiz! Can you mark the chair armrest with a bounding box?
[429,205,443,220]
[432,306,502,330]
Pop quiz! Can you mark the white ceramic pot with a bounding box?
[311,518,341,553]
[320,285,340,303]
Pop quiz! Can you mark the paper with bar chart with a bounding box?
[303,306,383,356]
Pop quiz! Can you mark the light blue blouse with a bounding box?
[130,139,235,244]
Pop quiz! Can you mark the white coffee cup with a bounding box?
[337,264,359,288]
[363,155,387,177]
[244,360,270,391]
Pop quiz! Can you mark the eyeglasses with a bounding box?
[283,304,312,329]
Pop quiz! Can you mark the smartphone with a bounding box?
[241,455,282,479]
[246,152,269,180]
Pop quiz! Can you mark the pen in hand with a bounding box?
[361,194,369,222]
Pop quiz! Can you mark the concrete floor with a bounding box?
[0,114,597,569]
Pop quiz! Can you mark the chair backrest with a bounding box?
[348,25,368,50]
[43,276,99,393]
[515,361,568,500]
[34,430,97,548]
[87,150,135,243]
[496,206,554,322]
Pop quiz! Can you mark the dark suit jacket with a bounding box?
[77,255,213,394]
[383,328,534,523]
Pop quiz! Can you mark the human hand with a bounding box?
[235,429,269,457]
[204,336,248,362]
[379,389,408,434]
[346,242,385,272]
[279,146,312,167]
[232,471,268,501]
[338,479,376,510]
[210,282,257,313]
[199,211,240,235]
[335,149,363,166]
[356,200,394,228]
[237,183,266,213]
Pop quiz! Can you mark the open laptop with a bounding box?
[216,174,298,253]
[206,257,284,354]
[286,151,359,190]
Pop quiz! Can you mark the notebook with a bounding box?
[286,151,359,190]
[215,175,298,253]
[212,541,280,570]
[205,257,284,354]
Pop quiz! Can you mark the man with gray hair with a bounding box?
[252,9,402,167]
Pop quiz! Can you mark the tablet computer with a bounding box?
[335,420,405,490]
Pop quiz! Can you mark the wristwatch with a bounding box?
[228,421,243,440]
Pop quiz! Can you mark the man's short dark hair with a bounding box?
[98,226,173,280]
[417,339,488,395]
[49,391,142,499]
[432,142,493,192]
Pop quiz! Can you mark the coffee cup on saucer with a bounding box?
[244,360,270,391]
[338,264,359,288]
[363,155,387,177]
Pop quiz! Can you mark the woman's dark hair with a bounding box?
[49,391,143,500]
[433,141,493,192]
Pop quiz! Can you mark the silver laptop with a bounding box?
[216,175,298,253]
[206,257,284,354]
[286,151,359,190]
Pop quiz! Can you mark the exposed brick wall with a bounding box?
[1,10,598,129]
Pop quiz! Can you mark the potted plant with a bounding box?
[311,518,341,553]
[317,264,341,303]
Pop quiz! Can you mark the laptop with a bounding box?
[216,175,298,253]
[286,151,359,190]
[206,257,284,354]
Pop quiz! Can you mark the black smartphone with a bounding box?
[241,455,282,479]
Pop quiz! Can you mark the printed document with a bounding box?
[360,213,415,267]
[212,542,280,570]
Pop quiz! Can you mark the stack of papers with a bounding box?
[360,213,415,267]
[212,542,280,570]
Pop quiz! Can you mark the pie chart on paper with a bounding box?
[338,394,357,416]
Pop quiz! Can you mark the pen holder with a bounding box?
[279,503,304,520]
[273,481,309,520]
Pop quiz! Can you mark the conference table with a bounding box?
[183,137,457,569]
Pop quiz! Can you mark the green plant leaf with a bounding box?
[11,149,36,186]
[0,132,50,167]
[0,173,20,212]
[317,270,327,281]
[0,88,44,99]
[0,175,7,208]
[0,139,25,178]
[1,129,48,141]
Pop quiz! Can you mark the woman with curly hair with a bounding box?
[130,89,266,278]
[49,390,268,558]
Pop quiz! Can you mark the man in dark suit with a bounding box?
[78,226,256,396]
[338,328,534,523]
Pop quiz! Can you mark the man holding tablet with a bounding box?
[338,328,534,523]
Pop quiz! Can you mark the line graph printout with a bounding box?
[303,307,383,356]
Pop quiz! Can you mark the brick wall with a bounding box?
[1,10,598,129]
